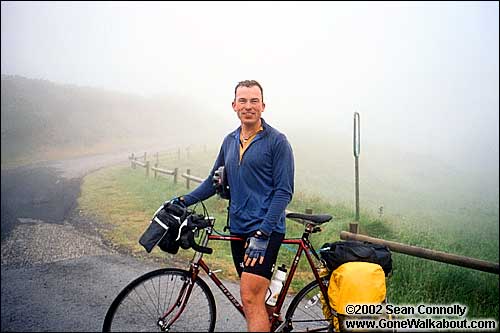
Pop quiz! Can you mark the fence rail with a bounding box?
[133,160,147,168]
[129,151,203,187]
[151,166,175,175]
[152,165,178,183]
[340,231,499,275]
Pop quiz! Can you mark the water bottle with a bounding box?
[265,264,287,306]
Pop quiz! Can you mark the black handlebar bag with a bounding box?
[139,203,187,254]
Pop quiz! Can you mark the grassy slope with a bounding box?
[79,146,499,321]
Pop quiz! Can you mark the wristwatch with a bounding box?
[255,230,269,239]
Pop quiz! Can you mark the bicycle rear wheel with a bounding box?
[285,278,334,332]
[103,268,216,332]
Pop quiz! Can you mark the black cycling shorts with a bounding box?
[230,231,285,280]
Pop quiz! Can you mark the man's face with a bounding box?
[232,85,265,127]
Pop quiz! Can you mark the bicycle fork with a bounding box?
[157,274,196,332]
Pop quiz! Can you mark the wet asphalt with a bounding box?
[1,153,247,332]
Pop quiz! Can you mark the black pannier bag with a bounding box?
[319,240,393,276]
[139,202,188,254]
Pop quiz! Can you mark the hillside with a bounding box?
[1,75,223,164]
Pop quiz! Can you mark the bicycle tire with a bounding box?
[103,268,216,332]
[284,277,334,332]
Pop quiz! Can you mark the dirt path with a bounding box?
[1,152,246,332]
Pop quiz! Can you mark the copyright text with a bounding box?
[345,303,468,317]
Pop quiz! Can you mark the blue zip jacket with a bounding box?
[184,118,294,236]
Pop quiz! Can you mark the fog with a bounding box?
[2,1,498,178]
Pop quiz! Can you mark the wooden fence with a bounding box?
[129,152,180,183]
[129,151,210,189]
[128,151,499,275]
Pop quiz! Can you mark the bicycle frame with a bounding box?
[158,221,333,332]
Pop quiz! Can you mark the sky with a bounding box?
[1,1,499,175]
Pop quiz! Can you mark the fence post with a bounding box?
[155,152,159,179]
[349,222,359,234]
[145,161,150,177]
[143,152,147,162]
[186,169,191,189]
[131,153,135,168]
[174,168,178,184]
[305,208,313,215]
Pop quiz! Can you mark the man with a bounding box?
[174,80,294,332]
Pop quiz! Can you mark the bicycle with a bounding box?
[102,206,336,332]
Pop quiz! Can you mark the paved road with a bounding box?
[1,152,248,332]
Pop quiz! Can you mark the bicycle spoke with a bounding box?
[143,278,162,315]
[151,274,161,315]
[161,274,179,318]
[131,288,158,321]
[285,278,333,333]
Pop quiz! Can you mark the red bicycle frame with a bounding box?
[158,225,332,331]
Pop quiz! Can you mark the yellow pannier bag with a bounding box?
[329,262,386,331]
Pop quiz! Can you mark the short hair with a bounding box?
[234,80,264,102]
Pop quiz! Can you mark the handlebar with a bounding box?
[184,229,213,254]
[164,201,189,219]
[177,214,215,254]
[188,215,214,229]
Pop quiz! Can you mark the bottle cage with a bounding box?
[213,166,230,200]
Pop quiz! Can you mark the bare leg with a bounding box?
[241,272,271,332]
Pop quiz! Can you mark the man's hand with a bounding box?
[244,231,269,267]
[169,196,186,208]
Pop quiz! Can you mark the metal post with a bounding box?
[174,168,178,184]
[186,169,191,189]
[351,112,361,233]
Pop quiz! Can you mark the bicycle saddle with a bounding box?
[286,212,332,225]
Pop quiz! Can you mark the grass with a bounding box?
[78,146,499,322]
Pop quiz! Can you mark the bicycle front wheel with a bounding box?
[103,268,216,332]
[285,277,334,332]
